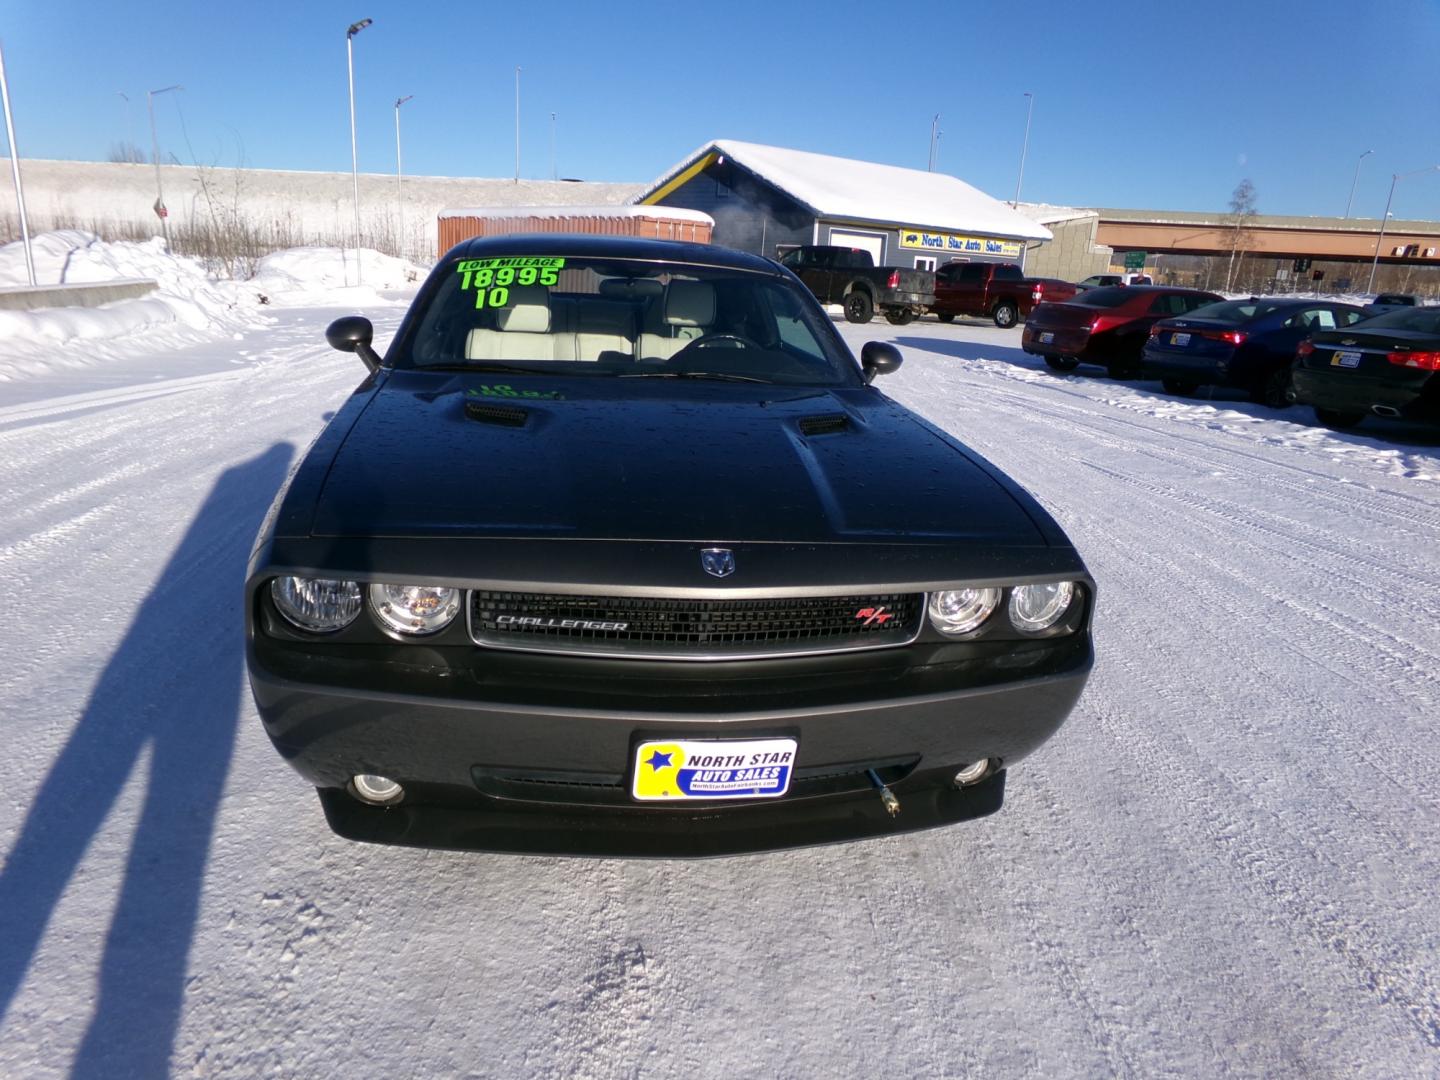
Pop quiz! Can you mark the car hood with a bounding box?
[308,372,1047,545]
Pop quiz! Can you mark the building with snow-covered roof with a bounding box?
[633,140,1052,271]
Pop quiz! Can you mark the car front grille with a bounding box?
[468,590,924,659]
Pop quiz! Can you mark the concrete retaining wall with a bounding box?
[0,278,158,311]
[0,159,645,262]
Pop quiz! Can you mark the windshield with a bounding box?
[401,255,858,385]
[1185,300,1285,323]
[1072,287,1136,308]
[1357,307,1440,334]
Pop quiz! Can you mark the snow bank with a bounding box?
[0,233,422,380]
[249,247,425,308]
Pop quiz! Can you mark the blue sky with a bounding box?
[4,0,1440,219]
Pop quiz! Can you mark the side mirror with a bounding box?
[860,341,903,383]
[326,315,381,373]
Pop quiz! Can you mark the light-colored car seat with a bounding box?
[465,285,555,361]
[639,280,714,361]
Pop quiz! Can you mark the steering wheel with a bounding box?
[669,332,763,363]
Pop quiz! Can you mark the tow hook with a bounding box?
[867,769,901,817]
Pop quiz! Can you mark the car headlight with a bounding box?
[1008,581,1076,634]
[369,583,462,636]
[270,576,363,633]
[928,588,1001,635]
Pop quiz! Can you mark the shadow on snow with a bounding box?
[0,442,294,1077]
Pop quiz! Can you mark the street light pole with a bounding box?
[394,94,412,261]
[928,113,940,171]
[346,18,372,286]
[514,66,521,183]
[0,40,35,286]
[550,111,556,181]
[1012,92,1033,207]
[1367,165,1440,294]
[1344,149,1372,219]
[146,83,181,248]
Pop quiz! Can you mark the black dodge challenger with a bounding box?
[245,235,1094,856]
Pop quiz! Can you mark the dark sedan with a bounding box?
[1022,286,1223,378]
[1290,306,1440,428]
[1141,298,1370,406]
[245,235,1095,857]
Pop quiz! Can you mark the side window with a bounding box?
[993,265,1023,281]
[1286,308,1338,330]
[766,283,829,364]
[959,264,986,283]
[1150,294,1185,315]
[1338,309,1365,326]
[1182,294,1212,313]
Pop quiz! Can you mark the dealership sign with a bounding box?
[899,229,1022,258]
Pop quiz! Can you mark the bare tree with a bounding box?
[1224,178,1257,293]
[106,141,146,164]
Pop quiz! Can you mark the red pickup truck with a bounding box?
[930,262,1080,328]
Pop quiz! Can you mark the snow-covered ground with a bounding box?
[0,242,1437,1078]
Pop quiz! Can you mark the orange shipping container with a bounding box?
[436,206,714,257]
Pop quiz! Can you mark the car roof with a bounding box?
[444,233,780,274]
[1115,285,1217,294]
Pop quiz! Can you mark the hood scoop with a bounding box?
[464,400,530,427]
[798,413,851,436]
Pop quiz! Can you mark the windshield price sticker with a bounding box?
[631,737,797,801]
[456,257,564,308]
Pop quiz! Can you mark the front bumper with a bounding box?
[248,633,1091,855]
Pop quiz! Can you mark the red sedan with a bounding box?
[1022,286,1222,378]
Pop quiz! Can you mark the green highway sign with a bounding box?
[1123,251,1147,270]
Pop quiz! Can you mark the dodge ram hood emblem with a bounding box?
[701,548,736,578]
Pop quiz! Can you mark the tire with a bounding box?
[935,312,955,324]
[992,301,1019,329]
[1250,369,1292,409]
[1315,407,1364,429]
[884,308,916,326]
[843,291,874,324]
[1044,355,1079,372]
[1162,378,1199,396]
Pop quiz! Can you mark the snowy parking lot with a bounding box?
[1,280,1437,1077]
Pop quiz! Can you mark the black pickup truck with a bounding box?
[779,245,935,324]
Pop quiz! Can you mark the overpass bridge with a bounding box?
[1094,208,1440,267]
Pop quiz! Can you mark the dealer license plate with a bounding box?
[1332,350,1362,368]
[1171,332,1191,346]
[631,737,797,801]
[1039,331,1055,344]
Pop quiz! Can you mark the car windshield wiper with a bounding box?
[616,370,773,384]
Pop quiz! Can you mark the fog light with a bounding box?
[954,760,993,787]
[350,773,404,805]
